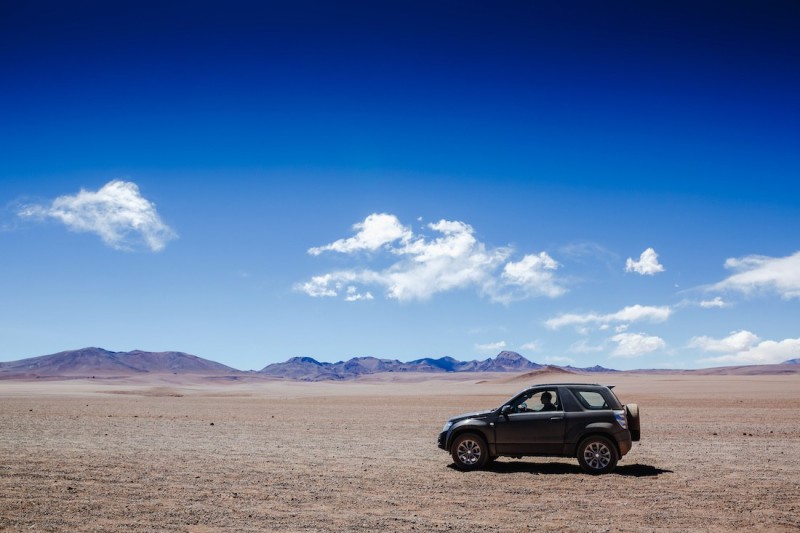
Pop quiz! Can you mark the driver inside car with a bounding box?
[540,391,557,411]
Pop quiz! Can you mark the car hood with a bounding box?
[447,409,495,424]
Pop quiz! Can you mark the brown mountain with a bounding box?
[0,347,239,378]
[499,365,579,384]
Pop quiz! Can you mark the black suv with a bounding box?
[437,383,640,474]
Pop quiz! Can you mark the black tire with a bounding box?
[577,436,618,475]
[626,403,641,442]
[451,433,489,471]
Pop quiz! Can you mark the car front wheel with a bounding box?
[577,436,618,474]
[451,433,489,471]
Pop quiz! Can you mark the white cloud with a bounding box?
[712,251,800,299]
[546,304,672,330]
[299,214,565,302]
[611,332,666,358]
[688,330,759,353]
[475,341,507,352]
[625,247,665,275]
[695,333,800,365]
[18,180,176,252]
[520,342,539,351]
[308,213,412,256]
[700,296,728,308]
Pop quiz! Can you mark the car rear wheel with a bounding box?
[451,433,489,471]
[577,436,618,474]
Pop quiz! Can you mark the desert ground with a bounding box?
[1,372,799,532]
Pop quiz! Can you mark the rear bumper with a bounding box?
[617,432,633,457]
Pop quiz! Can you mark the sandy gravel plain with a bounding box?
[1,372,799,532]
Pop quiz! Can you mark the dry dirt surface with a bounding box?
[1,373,799,532]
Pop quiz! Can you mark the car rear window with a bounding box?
[570,389,620,410]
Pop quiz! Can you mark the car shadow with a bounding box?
[450,461,672,477]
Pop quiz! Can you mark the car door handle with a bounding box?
[550,416,564,421]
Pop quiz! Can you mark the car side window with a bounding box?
[511,390,561,413]
[572,390,609,410]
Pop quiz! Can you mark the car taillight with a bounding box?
[614,409,628,429]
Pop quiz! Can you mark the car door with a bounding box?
[494,389,566,455]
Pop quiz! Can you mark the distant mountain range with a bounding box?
[258,351,617,380]
[0,347,797,381]
[0,348,614,380]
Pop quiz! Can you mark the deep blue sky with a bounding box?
[1,1,799,370]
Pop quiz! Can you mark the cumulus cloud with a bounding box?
[711,251,800,299]
[625,247,665,275]
[688,330,759,353]
[692,331,800,365]
[298,213,565,302]
[545,304,672,330]
[611,332,666,357]
[17,180,176,252]
[308,213,412,255]
[501,252,565,299]
[476,341,507,352]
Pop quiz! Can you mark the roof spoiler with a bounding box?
[606,385,615,389]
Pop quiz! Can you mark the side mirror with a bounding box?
[500,405,511,416]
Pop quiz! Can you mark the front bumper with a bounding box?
[437,431,448,450]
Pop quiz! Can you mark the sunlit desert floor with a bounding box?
[1,373,799,532]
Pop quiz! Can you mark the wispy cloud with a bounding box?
[625,247,665,275]
[475,340,507,352]
[17,180,176,252]
[692,330,800,365]
[558,242,620,272]
[699,296,729,308]
[569,339,605,353]
[711,251,800,299]
[298,213,566,303]
[544,355,574,365]
[545,304,672,330]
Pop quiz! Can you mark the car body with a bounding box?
[437,383,640,474]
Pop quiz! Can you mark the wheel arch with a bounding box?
[576,431,622,460]
[447,423,492,452]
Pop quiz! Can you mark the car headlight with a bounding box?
[442,421,453,432]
